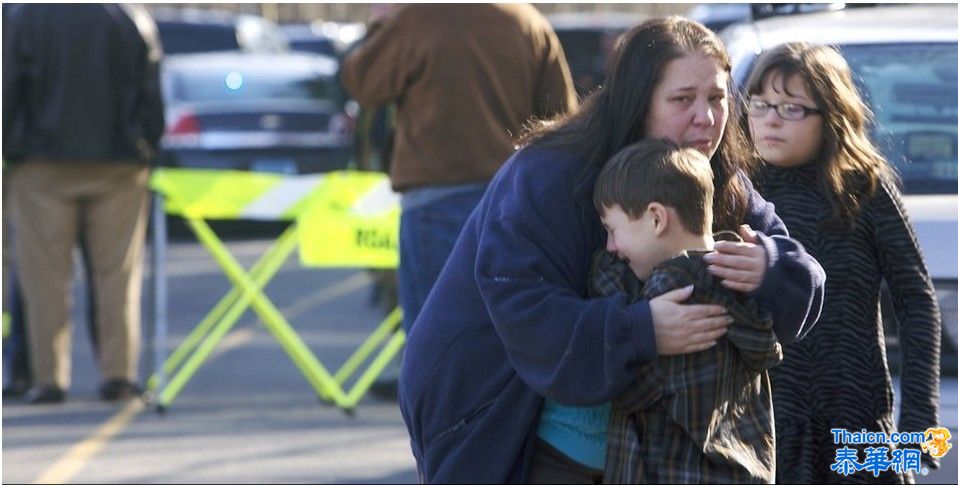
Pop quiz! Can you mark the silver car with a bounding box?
[721,4,958,370]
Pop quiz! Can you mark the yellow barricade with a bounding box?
[148,168,404,414]
[298,171,400,269]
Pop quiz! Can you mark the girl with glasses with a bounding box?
[746,42,942,484]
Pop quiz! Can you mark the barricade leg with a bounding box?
[154,224,301,409]
[147,225,298,392]
[341,329,406,410]
[156,293,253,410]
[185,217,350,406]
[151,193,168,396]
[333,307,403,385]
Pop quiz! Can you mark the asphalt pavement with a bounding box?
[3,237,417,483]
[3,236,958,483]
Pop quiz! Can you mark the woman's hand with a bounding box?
[649,286,731,356]
[705,224,768,293]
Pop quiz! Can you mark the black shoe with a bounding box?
[3,378,33,398]
[25,385,66,405]
[99,379,143,402]
[369,378,399,401]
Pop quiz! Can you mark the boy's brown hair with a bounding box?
[593,139,714,235]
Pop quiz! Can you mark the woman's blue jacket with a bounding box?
[399,146,825,483]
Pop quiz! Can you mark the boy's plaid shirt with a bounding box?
[590,244,782,483]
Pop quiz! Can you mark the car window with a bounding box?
[554,29,620,96]
[157,22,240,55]
[171,68,343,105]
[840,43,958,195]
[289,39,337,57]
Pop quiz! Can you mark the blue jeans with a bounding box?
[399,184,486,334]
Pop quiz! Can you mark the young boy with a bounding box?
[592,139,783,483]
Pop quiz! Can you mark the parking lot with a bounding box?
[2,238,417,483]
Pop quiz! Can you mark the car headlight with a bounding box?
[935,281,958,355]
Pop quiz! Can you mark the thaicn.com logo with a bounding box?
[830,427,953,477]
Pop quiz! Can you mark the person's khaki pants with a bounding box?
[11,161,150,390]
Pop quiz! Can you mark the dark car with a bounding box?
[160,52,354,175]
[152,8,287,55]
[721,4,958,372]
[548,12,648,97]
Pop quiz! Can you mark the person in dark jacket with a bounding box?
[746,42,941,483]
[2,4,164,404]
[399,17,825,483]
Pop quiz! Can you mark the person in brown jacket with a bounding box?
[340,3,578,335]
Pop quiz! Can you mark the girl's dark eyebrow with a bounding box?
[754,88,811,102]
[780,93,814,103]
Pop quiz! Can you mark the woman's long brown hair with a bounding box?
[521,17,753,232]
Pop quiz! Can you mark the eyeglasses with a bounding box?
[747,100,823,121]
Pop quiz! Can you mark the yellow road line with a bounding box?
[32,328,254,484]
[32,399,146,484]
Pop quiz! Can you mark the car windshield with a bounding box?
[157,23,240,55]
[171,67,342,105]
[554,29,620,96]
[840,43,958,195]
[289,39,337,57]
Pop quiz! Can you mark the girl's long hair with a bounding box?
[744,42,895,230]
[520,17,753,231]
